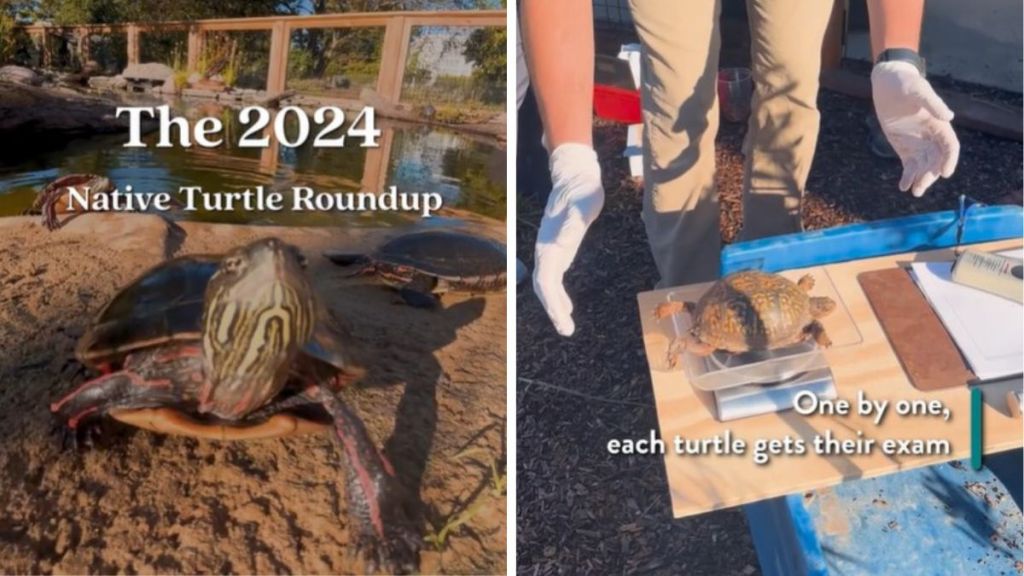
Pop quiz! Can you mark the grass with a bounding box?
[423,446,506,552]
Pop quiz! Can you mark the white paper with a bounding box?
[910,249,1024,380]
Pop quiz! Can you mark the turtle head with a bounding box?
[199,238,316,420]
[809,296,836,319]
[91,175,115,194]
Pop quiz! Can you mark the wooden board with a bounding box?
[637,239,1023,519]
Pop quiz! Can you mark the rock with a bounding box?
[56,72,87,87]
[0,65,42,86]
[0,81,140,150]
[82,60,102,77]
[181,87,220,100]
[158,77,179,95]
[122,62,173,83]
[88,75,128,90]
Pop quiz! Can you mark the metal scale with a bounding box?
[673,195,986,421]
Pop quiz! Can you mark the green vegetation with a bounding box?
[463,26,505,104]
[139,29,187,69]
[424,446,506,551]
[287,26,383,95]
[444,146,506,220]
[0,8,15,64]
[170,48,187,92]
[200,31,267,90]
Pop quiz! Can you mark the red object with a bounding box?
[593,84,642,124]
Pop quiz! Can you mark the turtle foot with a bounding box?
[352,520,421,575]
[654,301,685,320]
[43,206,63,231]
[349,473,422,574]
[52,418,105,452]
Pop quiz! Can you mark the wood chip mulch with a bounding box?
[516,86,1022,575]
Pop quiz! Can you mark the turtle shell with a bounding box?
[690,270,812,352]
[374,231,506,282]
[73,251,359,440]
[76,255,218,368]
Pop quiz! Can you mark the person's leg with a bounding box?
[629,0,722,286]
[740,0,834,240]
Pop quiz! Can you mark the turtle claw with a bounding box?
[353,523,421,575]
[53,418,104,452]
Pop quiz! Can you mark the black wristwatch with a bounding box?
[875,48,927,78]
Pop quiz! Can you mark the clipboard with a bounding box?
[858,267,975,391]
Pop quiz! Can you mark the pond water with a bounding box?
[0,101,506,228]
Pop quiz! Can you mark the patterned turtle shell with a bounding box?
[690,270,823,352]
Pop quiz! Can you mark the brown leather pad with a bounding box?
[858,267,975,391]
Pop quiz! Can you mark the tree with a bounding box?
[462,25,504,102]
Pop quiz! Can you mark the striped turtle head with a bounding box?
[198,238,315,419]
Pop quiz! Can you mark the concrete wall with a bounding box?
[847,0,1022,92]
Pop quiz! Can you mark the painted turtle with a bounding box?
[51,238,420,573]
[654,270,836,364]
[325,230,506,308]
[25,174,115,231]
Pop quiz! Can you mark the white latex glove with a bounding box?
[533,144,604,336]
[871,61,960,197]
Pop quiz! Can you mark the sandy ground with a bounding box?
[0,213,506,574]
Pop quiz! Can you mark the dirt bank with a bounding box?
[0,213,506,574]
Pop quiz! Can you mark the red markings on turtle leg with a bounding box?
[51,371,134,411]
[336,425,387,539]
[67,406,99,428]
[375,448,396,477]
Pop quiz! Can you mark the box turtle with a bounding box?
[654,270,836,365]
[325,230,506,308]
[51,237,419,573]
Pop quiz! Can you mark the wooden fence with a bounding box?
[16,10,506,105]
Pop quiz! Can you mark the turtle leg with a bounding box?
[804,320,832,348]
[666,334,715,368]
[654,301,696,320]
[30,185,69,231]
[398,274,439,309]
[51,346,204,447]
[50,369,182,449]
[797,274,815,292]
[324,254,376,278]
[314,383,420,574]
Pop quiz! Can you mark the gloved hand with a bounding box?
[533,143,604,336]
[871,61,960,197]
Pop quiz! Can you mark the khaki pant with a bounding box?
[628,0,834,286]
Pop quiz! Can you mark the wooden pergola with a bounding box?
[17,9,506,104]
